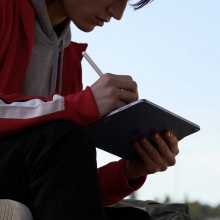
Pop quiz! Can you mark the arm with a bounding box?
[0,5,99,138]
[88,71,179,205]
[98,159,146,206]
[98,131,178,206]
[0,87,100,137]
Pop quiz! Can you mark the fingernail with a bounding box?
[140,136,146,142]
[153,133,159,139]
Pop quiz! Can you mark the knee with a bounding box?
[26,120,96,172]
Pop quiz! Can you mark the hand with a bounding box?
[124,131,179,180]
[90,73,139,117]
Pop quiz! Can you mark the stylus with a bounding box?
[82,51,103,77]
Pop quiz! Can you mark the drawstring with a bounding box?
[50,32,59,96]
[58,40,64,94]
[49,20,71,96]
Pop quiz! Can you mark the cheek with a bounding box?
[61,0,96,32]
[62,0,88,20]
[69,9,95,32]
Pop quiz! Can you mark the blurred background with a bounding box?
[70,0,220,218]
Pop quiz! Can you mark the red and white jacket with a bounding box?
[0,0,146,205]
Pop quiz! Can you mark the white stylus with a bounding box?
[82,51,104,77]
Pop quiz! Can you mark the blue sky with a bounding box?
[70,0,220,206]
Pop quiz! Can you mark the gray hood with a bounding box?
[21,0,71,97]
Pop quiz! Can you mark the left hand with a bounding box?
[124,131,179,180]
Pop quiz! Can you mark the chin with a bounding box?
[82,26,95,32]
[74,23,95,32]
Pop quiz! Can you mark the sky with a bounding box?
[70,0,220,206]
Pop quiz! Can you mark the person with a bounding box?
[0,0,179,219]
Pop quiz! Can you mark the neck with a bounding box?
[46,0,68,27]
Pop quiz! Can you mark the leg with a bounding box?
[0,120,107,220]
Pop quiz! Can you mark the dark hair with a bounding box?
[45,0,152,10]
[45,0,55,3]
[130,0,153,10]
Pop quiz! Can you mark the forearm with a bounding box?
[0,87,100,137]
[98,159,146,206]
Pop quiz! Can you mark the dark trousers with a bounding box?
[0,120,152,220]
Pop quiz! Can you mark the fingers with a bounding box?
[134,138,169,173]
[104,73,134,81]
[133,140,166,174]
[118,89,137,104]
[135,88,139,100]
[133,132,179,175]
[152,131,179,156]
[90,73,139,117]
[163,131,179,155]
[151,132,178,166]
[102,73,138,101]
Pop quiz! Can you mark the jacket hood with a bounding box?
[29,0,71,96]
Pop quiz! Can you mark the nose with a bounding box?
[107,0,127,20]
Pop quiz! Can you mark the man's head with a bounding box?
[46,0,56,4]
[46,0,152,32]
[46,0,152,9]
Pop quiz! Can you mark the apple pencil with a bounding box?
[82,51,104,77]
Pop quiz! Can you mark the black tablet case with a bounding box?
[83,99,200,160]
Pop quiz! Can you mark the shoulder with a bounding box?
[0,0,35,39]
[0,0,34,22]
[0,0,32,10]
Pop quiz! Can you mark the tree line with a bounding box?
[128,193,220,220]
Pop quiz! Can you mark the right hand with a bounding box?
[90,73,139,117]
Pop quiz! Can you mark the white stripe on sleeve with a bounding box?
[0,94,64,119]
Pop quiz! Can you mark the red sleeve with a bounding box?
[98,159,146,206]
[0,0,4,40]
[0,86,100,137]
[65,86,100,125]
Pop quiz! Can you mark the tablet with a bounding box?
[83,99,200,160]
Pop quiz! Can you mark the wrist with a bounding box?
[124,160,147,188]
[124,160,141,180]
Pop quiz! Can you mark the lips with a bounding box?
[94,16,110,26]
[94,16,105,26]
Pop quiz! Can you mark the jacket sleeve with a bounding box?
[0,87,100,137]
[98,159,146,206]
[0,0,4,40]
